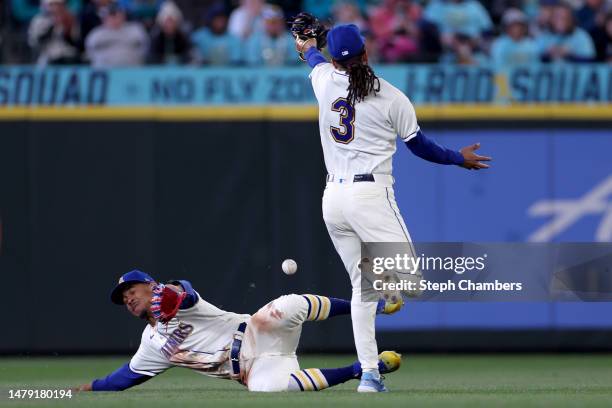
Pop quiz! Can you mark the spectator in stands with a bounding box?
[575,0,607,32]
[243,5,296,65]
[302,0,368,21]
[440,32,488,64]
[369,0,422,46]
[80,0,114,41]
[532,0,557,37]
[489,0,533,23]
[28,0,80,64]
[332,1,367,32]
[274,0,302,19]
[368,0,424,62]
[12,0,80,24]
[589,11,612,62]
[170,0,210,27]
[362,29,381,63]
[301,0,333,20]
[149,1,190,64]
[424,0,491,64]
[490,8,539,68]
[228,0,275,39]
[85,3,149,66]
[537,3,596,62]
[117,0,164,20]
[424,0,493,44]
[191,3,242,65]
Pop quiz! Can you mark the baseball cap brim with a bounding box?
[110,270,155,305]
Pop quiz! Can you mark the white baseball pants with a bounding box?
[322,174,413,371]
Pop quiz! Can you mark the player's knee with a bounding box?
[251,294,306,331]
[282,294,310,324]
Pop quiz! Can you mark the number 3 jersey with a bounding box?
[129,292,249,379]
[309,62,420,176]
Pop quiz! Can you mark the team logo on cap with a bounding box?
[342,50,349,56]
[119,277,125,284]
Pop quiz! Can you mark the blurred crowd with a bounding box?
[2,0,611,66]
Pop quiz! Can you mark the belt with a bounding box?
[326,173,375,183]
[326,174,394,186]
[230,322,247,380]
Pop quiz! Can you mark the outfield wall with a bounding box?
[1,119,611,353]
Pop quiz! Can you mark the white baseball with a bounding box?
[282,259,298,275]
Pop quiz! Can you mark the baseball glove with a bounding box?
[288,12,328,61]
[151,283,187,323]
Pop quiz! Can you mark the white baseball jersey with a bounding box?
[311,61,419,372]
[129,292,249,379]
[127,292,312,392]
[309,62,420,177]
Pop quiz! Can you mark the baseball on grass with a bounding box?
[282,259,298,275]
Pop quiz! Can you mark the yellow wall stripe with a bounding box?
[306,369,328,389]
[0,106,317,121]
[0,104,610,121]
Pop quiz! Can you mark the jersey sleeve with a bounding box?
[389,92,420,142]
[405,130,464,166]
[129,329,173,376]
[304,47,327,68]
[167,279,199,309]
[308,62,333,100]
[91,362,151,391]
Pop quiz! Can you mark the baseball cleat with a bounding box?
[378,351,401,374]
[376,297,403,315]
[357,372,388,393]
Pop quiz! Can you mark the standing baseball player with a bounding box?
[290,16,492,392]
[75,270,401,393]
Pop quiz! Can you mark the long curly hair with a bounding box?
[335,50,380,105]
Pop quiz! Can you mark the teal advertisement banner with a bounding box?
[0,64,610,106]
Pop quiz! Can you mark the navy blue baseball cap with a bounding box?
[110,270,155,305]
[327,24,365,61]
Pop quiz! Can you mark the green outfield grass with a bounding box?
[1,354,612,407]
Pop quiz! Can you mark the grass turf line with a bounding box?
[1,355,612,407]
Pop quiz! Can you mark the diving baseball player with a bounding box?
[75,270,401,393]
[289,15,492,392]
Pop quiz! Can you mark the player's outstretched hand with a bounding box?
[73,383,92,391]
[295,37,317,55]
[459,143,491,170]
